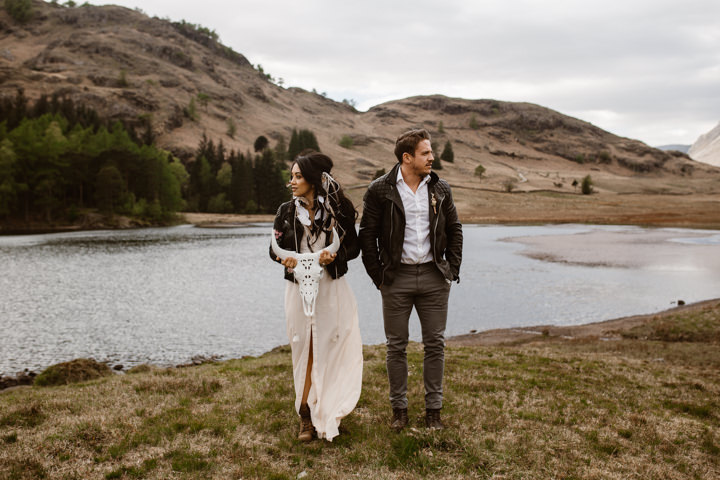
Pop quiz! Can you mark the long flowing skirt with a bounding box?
[285,273,363,441]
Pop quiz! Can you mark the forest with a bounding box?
[0,90,315,225]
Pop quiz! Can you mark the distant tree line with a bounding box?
[0,90,183,223]
[185,134,290,214]
[185,128,319,214]
[0,90,330,222]
[2,91,475,222]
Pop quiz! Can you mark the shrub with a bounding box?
[196,92,210,111]
[226,118,236,139]
[208,192,232,213]
[184,97,199,121]
[503,179,516,192]
[118,69,128,88]
[253,135,268,152]
[34,359,112,387]
[144,200,163,221]
[4,0,33,23]
[469,114,479,130]
[474,164,486,177]
[373,168,386,180]
[581,175,593,195]
[243,199,258,214]
[432,157,442,170]
[132,197,148,217]
[339,135,353,149]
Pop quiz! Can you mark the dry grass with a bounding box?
[1,313,719,479]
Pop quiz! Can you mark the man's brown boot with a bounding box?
[425,408,444,430]
[298,403,315,442]
[391,407,408,432]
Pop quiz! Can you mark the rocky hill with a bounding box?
[2,0,719,207]
[689,122,720,168]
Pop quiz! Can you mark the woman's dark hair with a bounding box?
[293,149,358,225]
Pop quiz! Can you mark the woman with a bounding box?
[269,150,363,442]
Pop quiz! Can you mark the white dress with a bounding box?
[284,229,363,441]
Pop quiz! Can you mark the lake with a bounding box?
[1,223,719,376]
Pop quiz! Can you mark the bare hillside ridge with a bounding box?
[2,1,719,206]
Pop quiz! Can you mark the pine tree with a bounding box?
[441,140,454,163]
[253,150,289,213]
[288,128,300,161]
[230,152,255,213]
[274,135,287,162]
[298,129,320,152]
[0,138,18,217]
[95,164,124,214]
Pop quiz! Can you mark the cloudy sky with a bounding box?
[90,0,719,146]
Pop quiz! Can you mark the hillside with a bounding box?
[2,1,720,218]
[690,121,720,168]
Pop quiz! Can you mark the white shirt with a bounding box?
[396,167,433,264]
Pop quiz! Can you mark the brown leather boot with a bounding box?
[425,408,444,430]
[391,407,409,432]
[298,403,316,442]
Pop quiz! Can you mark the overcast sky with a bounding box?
[91,0,719,146]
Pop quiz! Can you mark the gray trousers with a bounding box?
[380,262,450,410]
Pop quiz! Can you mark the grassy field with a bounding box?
[1,303,719,479]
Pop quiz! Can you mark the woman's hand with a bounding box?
[319,250,337,266]
[280,257,298,272]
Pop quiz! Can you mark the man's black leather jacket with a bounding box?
[359,163,463,288]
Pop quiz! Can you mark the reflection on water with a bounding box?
[1,224,719,375]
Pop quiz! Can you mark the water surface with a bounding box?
[1,224,719,375]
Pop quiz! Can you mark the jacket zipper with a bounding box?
[380,189,396,287]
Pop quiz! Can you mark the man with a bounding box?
[359,128,463,431]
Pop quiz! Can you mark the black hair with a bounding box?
[292,150,357,235]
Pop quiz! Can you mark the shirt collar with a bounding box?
[294,195,324,226]
[396,166,430,188]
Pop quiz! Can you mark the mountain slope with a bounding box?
[689,122,720,167]
[2,1,719,206]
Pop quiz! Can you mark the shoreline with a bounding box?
[3,189,720,234]
[447,297,720,347]
[4,297,718,391]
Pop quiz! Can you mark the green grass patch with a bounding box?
[166,449,210,473]
[0,403,46,428]
[663,400,716,419]
[105,458,158,479]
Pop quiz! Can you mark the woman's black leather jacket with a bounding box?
[269,197,360,282]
